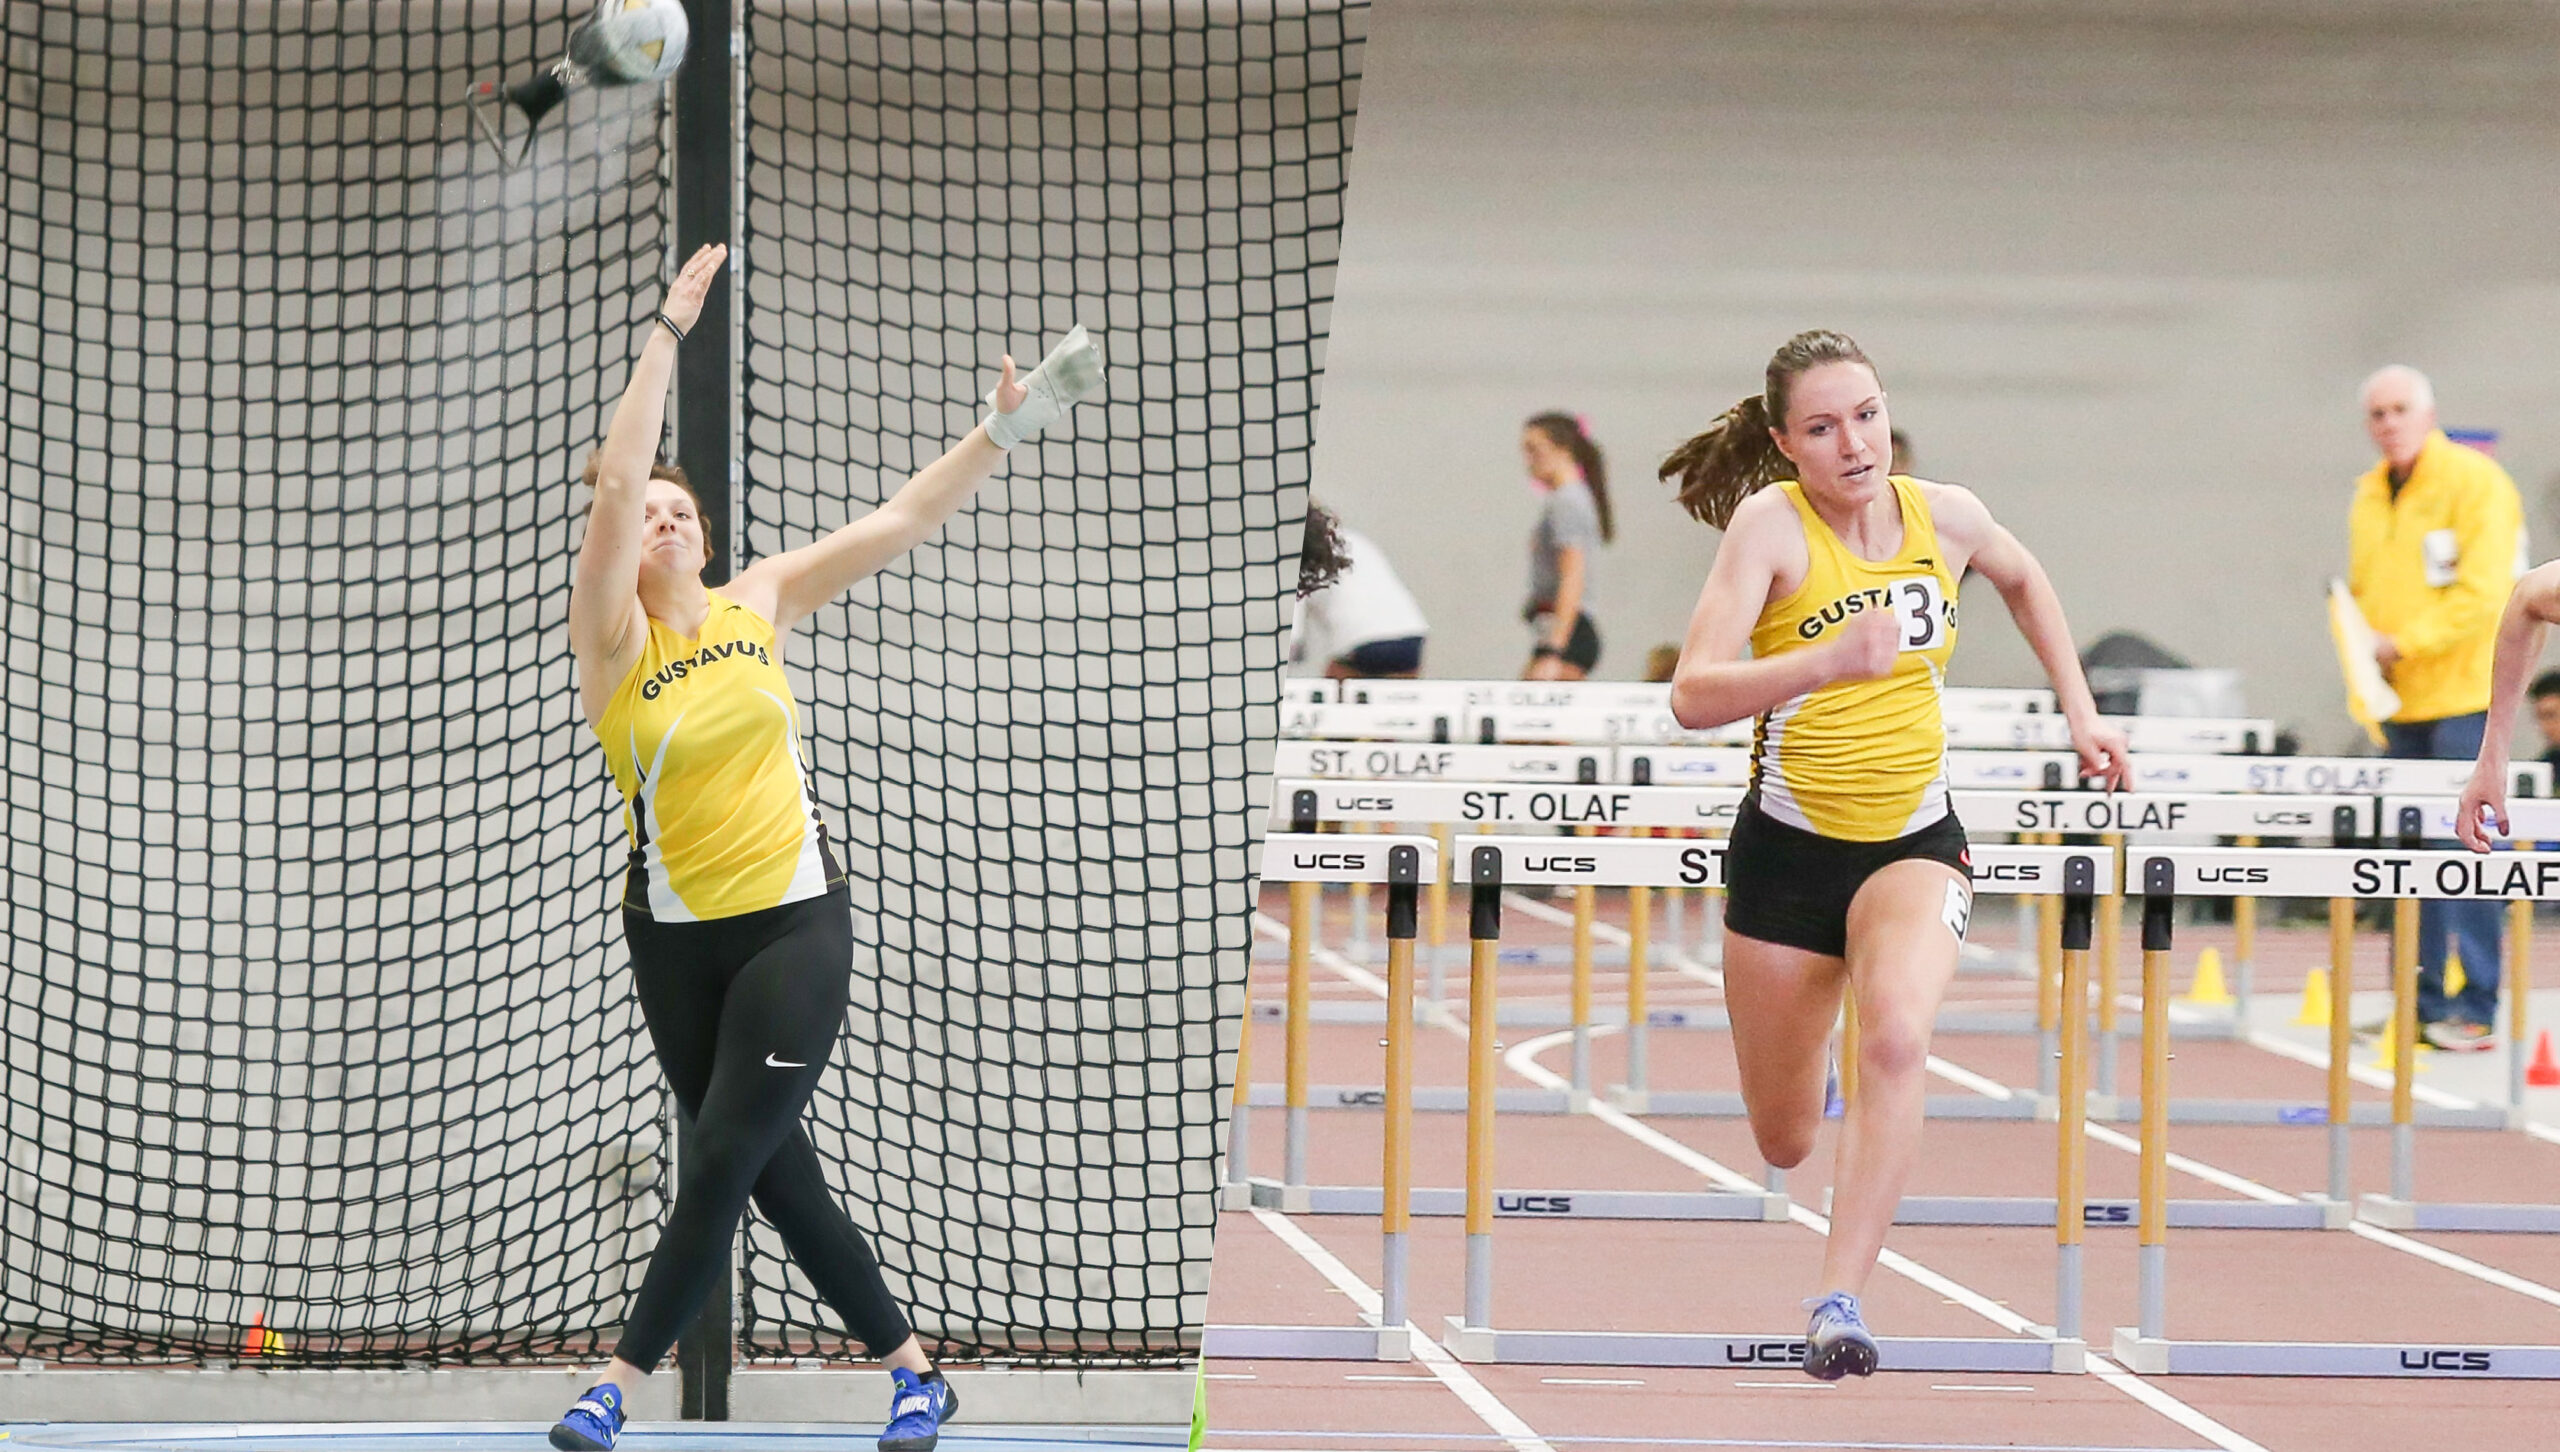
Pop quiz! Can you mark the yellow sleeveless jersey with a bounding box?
[592,592,839,921]
[1748,476,1959,842]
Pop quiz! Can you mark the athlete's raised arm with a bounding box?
[2455,560,2560,850]
[571,244,727,671]
[1928,483,2131,790]
[1669,488,1895,729]
[728,328,1102,634]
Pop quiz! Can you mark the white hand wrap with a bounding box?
[985,324,1105,450]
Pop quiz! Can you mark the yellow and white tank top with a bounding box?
[1748,476,1959,842]
[593,593,838,921]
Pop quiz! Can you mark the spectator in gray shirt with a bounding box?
[1521,411,1614,679]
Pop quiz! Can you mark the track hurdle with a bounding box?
[1262,780,2053,1122]
[2386,794,2554,1120]
[1214,832,1437,1361]
[2111,845,2560,1379]
[1436,835,2099,1373]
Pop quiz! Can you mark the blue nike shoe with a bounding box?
[880,1367,959,1452]
[550,1382,625,1451]
[1802,1290,1879,1380]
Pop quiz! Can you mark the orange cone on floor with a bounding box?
[241,1310,283,1358]
[2180,947,2234,1008]
[2294,966,2332,1027]
[2528,1029,2560,1089]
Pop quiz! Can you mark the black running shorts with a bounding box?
[1722,791,1971,958]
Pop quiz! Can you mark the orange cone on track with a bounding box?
[2529,1030,2560,1089]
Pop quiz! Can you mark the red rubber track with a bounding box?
[1201,886,2560,1451]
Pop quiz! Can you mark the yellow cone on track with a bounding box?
[2180,947,2234,1008]
[2375,1022,2431,1073]
[2294,966,2332,1027]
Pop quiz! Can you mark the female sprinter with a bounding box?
[1519,412,1613,680]
[549,244,1102,1452]
[1660,330,2129,1379]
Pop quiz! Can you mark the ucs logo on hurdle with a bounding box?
[2403,1349,2494,1372]
[1722,1339,1813,1366]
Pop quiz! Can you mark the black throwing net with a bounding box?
[0,4,672,1364]
[0,0,1363,1372]
[737,1,1363,1363]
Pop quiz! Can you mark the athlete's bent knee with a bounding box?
[1753,1119,1817,1170]
[1857,1020,1929,1083]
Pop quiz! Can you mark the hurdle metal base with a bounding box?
[1845,1192,2346,1230]
[1247,1083,1574,1113]
[1246,1177,1312,1213]
[1440,1319,2083,1373]
[2357,1195,2560,1233]
[1203,1320,1411,1362]
[1257,1182,1788,1220]
[2113,1099,2513,1129]
[1619,1089,2042,1121]
[2110,1329,2560,1378]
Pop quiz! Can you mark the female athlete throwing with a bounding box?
[1661,329,2129,1379]
[549,244,1102,1451]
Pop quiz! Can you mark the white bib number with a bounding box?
[1892,575,1951,652]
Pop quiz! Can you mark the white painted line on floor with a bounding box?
[1930,1384,2035,1392]
[1501,890,1728,988]
[2031,1026,2560,1310]
[1246,1206,1557,1452]
[1344,1375,1441,1382]
[2084,1351,2267,1452]
[1278,927,2272,1452]
[2344,1218,2560,1310]
[1539,1377,1644,1386]
[1733,1381,1835,1390]
[2229,1013,2478,1111]
[1494,1025,2270,1452]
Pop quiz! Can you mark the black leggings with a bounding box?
[612,886,912,1370]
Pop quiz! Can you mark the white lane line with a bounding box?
[1491,1022,2268,1452]
[1501,890,1728,988]
[1539,1376,1644,1386]
[2225,1012,2480,1111]
[2083,1352,2268,1452]
[1246,1206,1558,1452]
[1998,1029,2560,1309]
[1931,1384,2035,1392]
[2342,1219,2560,1310]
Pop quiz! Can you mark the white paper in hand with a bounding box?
[2328,578,2399,744]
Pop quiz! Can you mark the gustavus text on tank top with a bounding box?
[639,637,775,701]
[1791,579,1957,643]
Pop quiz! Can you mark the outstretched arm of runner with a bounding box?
[2456,561,2560,850]
[1930,483,2131,791]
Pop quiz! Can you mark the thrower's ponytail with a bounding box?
[1659,395,1790,529]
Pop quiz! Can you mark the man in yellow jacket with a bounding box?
[2348,364,2524,1050]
